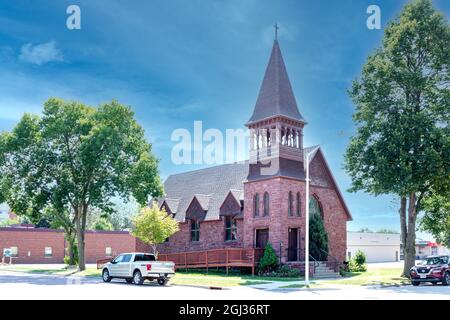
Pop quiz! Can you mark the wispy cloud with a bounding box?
[19,41,63,65]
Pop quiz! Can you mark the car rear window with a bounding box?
[134,254,156,262]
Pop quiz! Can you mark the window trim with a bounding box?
[309,194,323,219]
[224,216,238,242]
[254,193,260,217]
[288,191,293,216]
[296,192,301,216]
[191,219,200,242]
[263,192,270,216]
[44,246,53,257]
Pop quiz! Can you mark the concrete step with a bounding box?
[314,269,337,274]
[313,272,340,278]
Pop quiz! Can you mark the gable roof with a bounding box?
[160,162,249,222]
[160,147,352,222]
[247,40,305,124]
[309,147,353,221]
[192,194,212,211]
[161,198,181,214]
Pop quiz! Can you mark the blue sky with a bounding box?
[0,0,448,237]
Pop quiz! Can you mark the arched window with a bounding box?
[254,193,260,217]
[309,195,323,218]
[296,192,301,216]
[288,191,294,216]
[263,192,270,216]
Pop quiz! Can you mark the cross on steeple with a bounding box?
[273,23,279,40]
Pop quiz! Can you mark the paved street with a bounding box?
[0,270,448,300]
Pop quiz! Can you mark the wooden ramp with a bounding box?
[158,248,264,275]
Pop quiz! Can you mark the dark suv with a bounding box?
[410,255,450,286]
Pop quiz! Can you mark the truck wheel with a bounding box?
[133,270,144,285]
[157,278,168,286]
[443,272,450,286]
[102,269,112,283]
[126,278,133,284]
[412,281,420,286]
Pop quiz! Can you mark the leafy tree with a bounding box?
[420,185,450,247]
[344,0,449,277]
[132,204,179,255]
[257,242,279,274]
[86,199,138,231]
[357,228,373,233]
[0,98,163,270]
[309,213,329,261]
[349,250,367,272]
[376,229,399,234]
[93,217,114,231]
[0,218,20,227]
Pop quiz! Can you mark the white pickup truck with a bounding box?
[101,252,175,286]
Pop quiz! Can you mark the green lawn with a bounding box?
[321,267,409,286]
[0,265,299,287]
[0,264,410,288]
[0,265,78,276]
[171,269,302,286]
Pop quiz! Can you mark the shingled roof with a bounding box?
[160,146,352,222]
[161,162,249,222]
[247,40,305,124]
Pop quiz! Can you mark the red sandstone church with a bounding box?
[158,39,352,264]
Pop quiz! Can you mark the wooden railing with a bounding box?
[158,248,264,275]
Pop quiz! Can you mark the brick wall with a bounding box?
[0,228,146,264]
[243,154,348,263]
[158,218,243,254]
[84,231,143,263]
[159,154,348,263]
[0,228,65,263]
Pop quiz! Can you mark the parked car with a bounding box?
[410,255,450,286]
[102,252,175,286]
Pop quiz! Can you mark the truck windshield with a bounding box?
[134,254,156,262]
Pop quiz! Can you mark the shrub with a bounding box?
[309,213,329,260]
[64,256,78,266]
[257,243,279,274]
[277,264,301,278]
[349,250,367,272]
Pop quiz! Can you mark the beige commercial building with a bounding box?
[347,231,401,263]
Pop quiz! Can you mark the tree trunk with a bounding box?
[76,225,86,271]
[75,206,85,271]
[401,193,417,277]
[66,232,77,266]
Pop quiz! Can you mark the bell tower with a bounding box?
[246,39,306,181]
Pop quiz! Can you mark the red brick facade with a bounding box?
[241,153,348,263]
[0,227,150,264]
[159,151,350,263]
[158,219,244,254]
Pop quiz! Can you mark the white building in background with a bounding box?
[0,203,10,222]
[347,231,401,263]
[415,240,450,259]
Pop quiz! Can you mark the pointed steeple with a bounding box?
[247,40,305,124]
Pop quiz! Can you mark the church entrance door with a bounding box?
[255,229,269,249]
[288,228,299,261]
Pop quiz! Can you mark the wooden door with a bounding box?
[288,228,298,261]
[255,229,269,248]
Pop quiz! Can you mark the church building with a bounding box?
[157,38,352,264]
